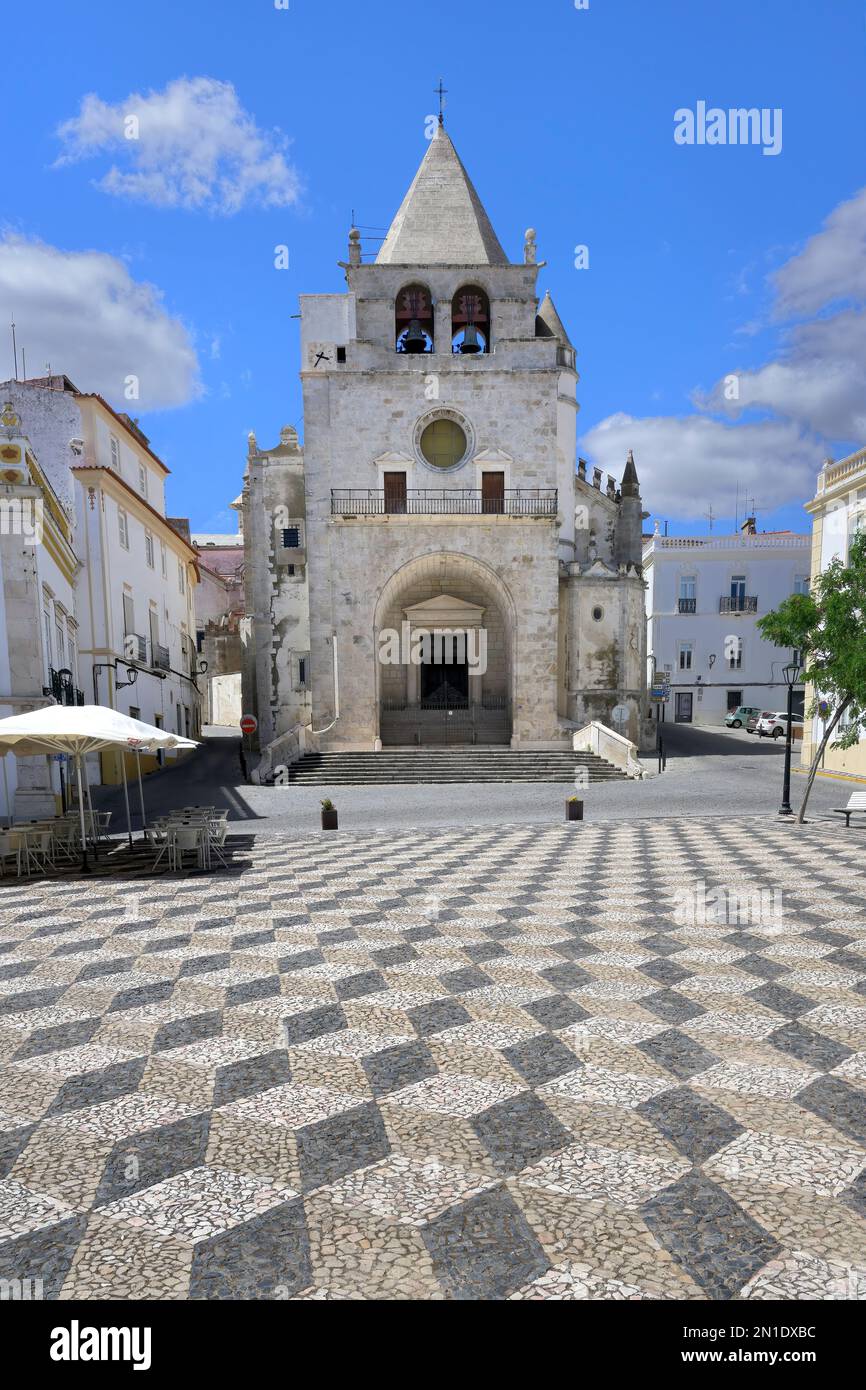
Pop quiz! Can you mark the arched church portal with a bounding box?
[374,553,515,745]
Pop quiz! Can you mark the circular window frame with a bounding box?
[591,605,604,623]
[413,408,474,474]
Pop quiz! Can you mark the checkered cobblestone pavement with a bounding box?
[1,817,865,1301]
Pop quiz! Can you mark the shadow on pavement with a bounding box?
[656,722,790,758]
[91,727,264,827]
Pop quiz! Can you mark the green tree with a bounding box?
[757,531,866,823]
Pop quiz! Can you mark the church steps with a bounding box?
[283,749,627,785]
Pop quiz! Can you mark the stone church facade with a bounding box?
[242,124,649,769]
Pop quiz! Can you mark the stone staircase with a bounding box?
[284,748,627,785]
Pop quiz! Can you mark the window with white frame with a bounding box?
[678,642,693,671]
[144,529,155,568]
[678,575,696,613]
[138,463,148,497]
[178,558,185,594]
[118,507,129,549]
[55,617,66,668]
[110,435,121,472]
[160,542,167,578]
[727,635,743,669]
[794,575,810,595]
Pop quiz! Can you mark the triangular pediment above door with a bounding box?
[403,593,486,627]
[472,447,512,465]
[374,450,414,467]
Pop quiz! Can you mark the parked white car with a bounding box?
[756,711,792,739]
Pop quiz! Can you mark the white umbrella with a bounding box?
[0,705,197,871]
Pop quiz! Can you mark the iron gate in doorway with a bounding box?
[379,696,511,745]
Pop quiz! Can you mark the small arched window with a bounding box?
[451,286,490,355]
[395,284,434,354]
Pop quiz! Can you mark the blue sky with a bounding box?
[4,0,865,535]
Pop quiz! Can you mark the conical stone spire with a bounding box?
[621,449,640,497]
[375,127,509,267]
[535,290,573,347]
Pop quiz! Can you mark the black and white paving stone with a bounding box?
[0,815,865,1300]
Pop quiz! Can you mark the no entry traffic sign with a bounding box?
[240,715,258,735]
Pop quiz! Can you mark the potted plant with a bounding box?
[320,798,338,831]
[566,795,583,822]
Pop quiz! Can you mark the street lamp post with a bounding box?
[779,658,801,817]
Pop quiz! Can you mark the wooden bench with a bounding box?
[832,791,866,827]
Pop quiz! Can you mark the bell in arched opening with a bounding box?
[395,285,434,354]
[402,318,429,354]
[451,287,490,355]
[459,322,482,355]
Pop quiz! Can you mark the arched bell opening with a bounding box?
[395,284,434,354]
[451,286,490,355]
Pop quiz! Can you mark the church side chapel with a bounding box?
[242,110,650,769]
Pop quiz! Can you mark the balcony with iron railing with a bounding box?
[331,488,558,518]
[123,633,176,674]
[720,595,758,614]
[43,667,84,706]
[123,632,148,663]
[677,597,696,613]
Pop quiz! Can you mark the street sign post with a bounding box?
[239,715,257,785]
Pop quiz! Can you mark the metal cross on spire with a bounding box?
[435,78,447,126]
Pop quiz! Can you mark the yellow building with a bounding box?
[801,447,866,782]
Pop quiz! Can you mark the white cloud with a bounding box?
[582,186,865,521]
[56,77,301,215]
[772,186,866,317]
[696,187,866,440]
[0,234,200,410]
[580,412,821,522]
[697,307,866,439]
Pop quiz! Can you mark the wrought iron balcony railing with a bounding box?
[43,668,84,706]
[720,596,758,614]
[123,632,148,663]
[153,643,170,671]
[677,597,696,613]
[331,488,558,517]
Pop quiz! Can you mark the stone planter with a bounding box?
[566,799,583,822]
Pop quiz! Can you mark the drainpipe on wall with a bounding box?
[312,631,339,736]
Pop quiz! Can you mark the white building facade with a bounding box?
[0,377,202,784]
[0,399,81,817]
[243,124,650,767]
[643,524,811,726]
